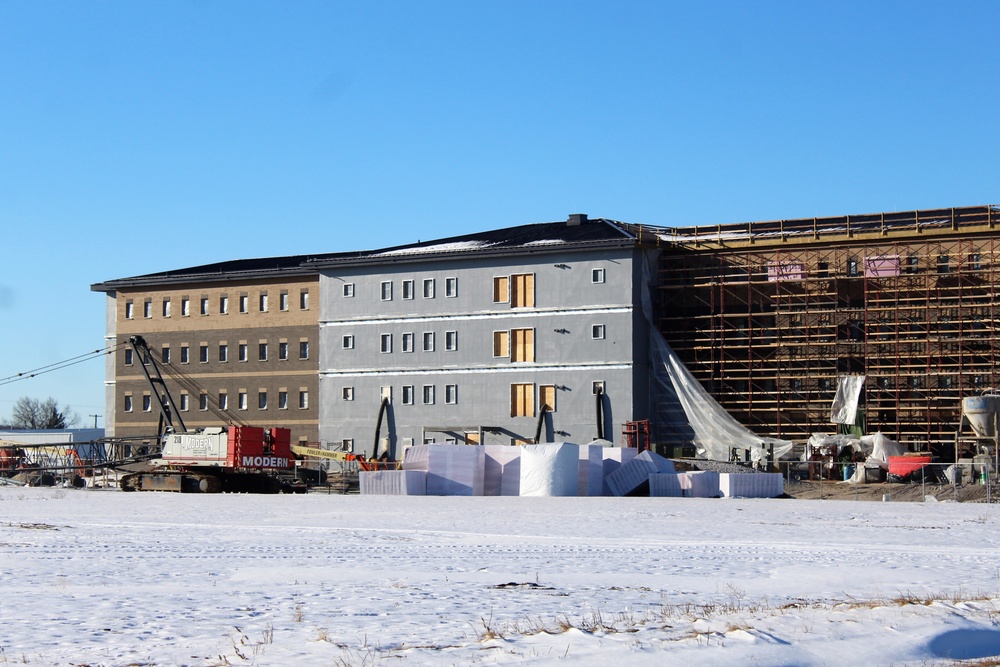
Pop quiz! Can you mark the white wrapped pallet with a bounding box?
[606,456,658,497]
[359,470,427,495]
[401,445,430,470]
[484,445,521,497]
[679,470,720,498]
[601,446,638,495]
[520,443,579,496]
[577,444,605,497]
[636,449,676,473]
[719,473,784,498]
[405,444,485,496]
[649,473,683,497]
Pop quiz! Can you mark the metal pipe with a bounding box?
[595,387,604,440]
[534,405,549,444]
[373,397,389,459]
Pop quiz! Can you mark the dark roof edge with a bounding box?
[90,266,321,293]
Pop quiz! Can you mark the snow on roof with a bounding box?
[370,240,495,257]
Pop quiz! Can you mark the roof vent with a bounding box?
[567,213,588,226]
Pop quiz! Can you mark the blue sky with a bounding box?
[1,1,998,426]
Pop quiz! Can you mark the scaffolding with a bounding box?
[651,205,999,458]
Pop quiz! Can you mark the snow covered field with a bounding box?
[3,488,1000,666]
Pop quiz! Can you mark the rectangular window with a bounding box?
[200,297,209,315]
[422,385,435,405]
[402,385,414,405]
[220,296,229,314]
[278,391,288,410]
[511,273,535,308]
[218,393,228,410]
[592,324,606,340]
[179,394,189,411]
[125,300,134,319]
[493,276,509,303]
[124,348,133,366]
[298,390,308,409]
[258,391,267,410]
[219,344,228,362]
[539,385,556,412]
[143,300,152,318]
[343,335,355,350]
[402,279,414,300]
[142,394,152,412]
[423,278,435,298]
[259,343,268,361]
[445,330,457,351]
[445,277,457,297]
[511,383,535,417]
[238,392,248,410]
[846,258,859,277]
[422,331,435,352]
[239,295,249,313]
[199,345,208,363]
[280,292,289,310]
[938,255,950,274]
[238,343,248,362]
[380,334,393,353]
[970,253,982,271]
[445,384,457,404]
[906,256,920,274]
[343,283,355,297]
[180,345,189,364]
[279,342,288,360]
[493,330,510,357]
[343,387,354,401]
[199,394,208,411]
[511,328,535,362]
[162,298,171,317]
[300,290,309,310]
[161,347,170,364]
[181,298,190,316]
[259,293,268,312]
[299,341,309,360]
[380,281,392,301]
[593,381,605,395]
[402,332,414,353]
[592,268,606,284]
[124,395,132,412]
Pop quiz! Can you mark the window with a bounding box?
[511,273,535,308]
[300,290,309,310]
[422,331,435,352]
[180,345,189,364]
[238,343,248,362]
[402,332,414,353]
[219,344,228,362]
[445,384,457,404]
[161,347,170,364]
[343,283,355,298]
[142,395,152,412]
[181,298,190,316]
[592,268,605,284]
[179,394,189,411]
[143,300,152,318]
[592,381,605,395]
[906,256,920,274]
[343,387,354,401]
[258,343,268,361]
[970,253,982,271]
[446,277,457,297]
[493,330,510,357]
[280,291,289,310]
[510,383,534,417]
[402,280,414,300]
[343,335,355,350]
[539,385,556,412]
[125,300,134,319]
[279,342,288,360]
[445,331,457,351]
[342,438,354,452]
[162,298,171,317]
[493,276,509,303]
[258,391,267,410]
[199,394,208,411]
[511,328,534,362]
[402,385,414,405]
[592,324,606,340]
[846,259,859,277]
[278,391,288,409]
[380,281,392,301]
[218,393,228,410]
[199,345,208,363]
[239,295,249,313]
[237,392,248,410]
[124,348,134,366]
[124,395,133,412]
[423,278,435,298]
[200,297,209,315]
[422,385,435,405]
[299,341,309,360]
[259,293,268,312]
[220,296,229,314]
[938,255,950,274]
[298,390,308,409]
[380,334,393,353]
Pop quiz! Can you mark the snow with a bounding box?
[371,240,493,257]
[3,488,1000,666]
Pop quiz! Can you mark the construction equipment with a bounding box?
[118,336,301,493]
[290,444,400,472]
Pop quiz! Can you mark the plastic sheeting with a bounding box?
[519,443,579,496]
[483,445,521,496]
[649,473,683,497]
[679,470,721,498]
[641,256,795,462]
[830,376,866,424]
[359,470,427,495]
[719,472,784,498]
[402,444,485,496]
[600,445,637,495]
[577,443,605,497]
[606,451,672,497]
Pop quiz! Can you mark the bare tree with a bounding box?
[9,397,80,429]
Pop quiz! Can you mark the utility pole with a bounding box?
[89,414,101,429]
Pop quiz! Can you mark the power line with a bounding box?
[0,343,124,387]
